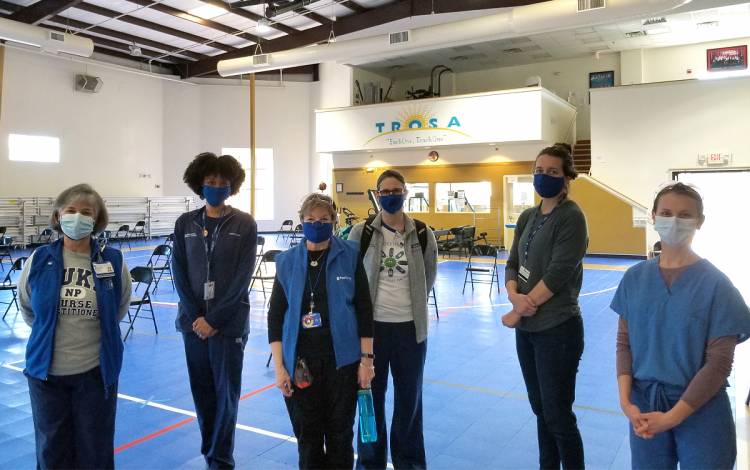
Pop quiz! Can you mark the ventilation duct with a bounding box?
[0,17,94,57]
[217,0,697,77]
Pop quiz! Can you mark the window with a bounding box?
[9,134,60,163]
[405,183,430,213]
[435,182,492,213]
[222,147,274,221]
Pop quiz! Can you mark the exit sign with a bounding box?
[697,153,732,166]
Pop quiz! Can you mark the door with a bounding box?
[503,175,534,250]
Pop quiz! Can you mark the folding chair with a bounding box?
[97,230,111,248]
[39,228,55,245]
[0,227,13,272]
[115,225,131,250]
[250,250,281,300]
[462,245,501,297]
[1,257,27,319]
[428,286,439,320]
[146,245,173,293]
[165,233,175,246]
[255,235,266,270]
[276,219,294,242]
[129,221,147,246]
[289,224,303,247]
[122,267,156,341]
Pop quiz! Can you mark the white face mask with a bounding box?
[653,216,698,246]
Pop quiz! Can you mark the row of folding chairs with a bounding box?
[99,221,148,250]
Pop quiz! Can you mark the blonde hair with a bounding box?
[298,193,337,222]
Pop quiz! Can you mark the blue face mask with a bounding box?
[203,185,231,207]
[303,221,333,243]
[533,173,565,198]
[60,213,95,241]
[379,194,405,214]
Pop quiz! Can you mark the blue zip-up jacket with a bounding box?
[172,206,257,338]
[24,239,124,387]
[275,236,361,377]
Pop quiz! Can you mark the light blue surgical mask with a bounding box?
[653,216,698,246]
[60,213,95,240]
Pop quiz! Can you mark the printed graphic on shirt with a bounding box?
[380,231,409,279]
[59,267,99,318]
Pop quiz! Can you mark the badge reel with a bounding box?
[302,294,322,330]
[204,281,215,300]
[519,265,531,284]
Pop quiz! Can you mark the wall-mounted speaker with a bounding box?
[75,74,103,93]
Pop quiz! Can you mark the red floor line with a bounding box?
[114,382,275,454]
[114,417,195,454]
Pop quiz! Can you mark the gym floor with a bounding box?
[0,237,741,469]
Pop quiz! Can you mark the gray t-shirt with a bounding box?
[374,225,413,322]
[505,199,588,332]
[19,247,131,375]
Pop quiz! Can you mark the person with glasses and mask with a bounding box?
[349,169,438,470]
[268,193,374,469]
[611,183,750,470]
[172,152,258,469]
[17,184,132,469]
[502,143,588,469]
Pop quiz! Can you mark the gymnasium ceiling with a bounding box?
[0,0,548,78]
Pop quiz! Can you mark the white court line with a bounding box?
[439,286,618,311]
[1,363,393,468]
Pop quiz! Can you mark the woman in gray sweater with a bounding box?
[503,143,589,469]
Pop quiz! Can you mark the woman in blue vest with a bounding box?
[17,183,132,469]
[611,182,750,469]
[268,193,374,469]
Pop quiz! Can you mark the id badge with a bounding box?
[204,281,215,300]
[93,262,115,278]
[519,265,531,283]
[302,312,322,329]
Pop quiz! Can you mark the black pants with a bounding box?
[27,367,117,470]
[285,357,359,470]
[357,321,427,470]
[516,316,585,470]
[183,332,247,470]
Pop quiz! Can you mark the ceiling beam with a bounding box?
[185,0,549,77]
[199,0,300,36]
[74,3,237,53]
[341,1,368,14]
[0,1,21,14]
[46,24,174,63]
[301,8,332,25]
[91,45,182,75]
[8,0,83,25]
[126,0,261,45]
[46,16,207,61]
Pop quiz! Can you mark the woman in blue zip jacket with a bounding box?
[18,183,132,469]
[268,193,374,469]
[172,152,257,469]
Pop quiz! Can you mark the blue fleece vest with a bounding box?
[25,239,124,388]
[276,237,361,377]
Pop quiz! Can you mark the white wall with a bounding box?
[0,46,165,197]
[0,46,316,232]
[590,76,750,208]
[641,36,750,83]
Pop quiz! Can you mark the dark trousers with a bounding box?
[285,357,359,470]
[27,367,117,470]
[516,316,585,470]
[183,332,247,469]
[357,321,427,470]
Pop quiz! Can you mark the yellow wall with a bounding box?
[334,162,646,256]
[570,178,646,255]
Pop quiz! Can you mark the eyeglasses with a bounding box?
[378,189,404,196]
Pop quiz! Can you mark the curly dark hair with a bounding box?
[183,152,246,198]
[536,143,577,180]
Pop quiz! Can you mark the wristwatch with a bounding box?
[361,352,375,359]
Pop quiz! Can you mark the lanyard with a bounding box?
[202,207,225,282]
[522,205,555,265]
[306,250,327,312]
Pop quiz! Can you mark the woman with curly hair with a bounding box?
[172,152,258,469]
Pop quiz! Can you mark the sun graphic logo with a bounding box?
[398,105,435,130]
[369,105,466,145]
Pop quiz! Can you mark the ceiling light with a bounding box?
[696,21,719,29]
[188,4,227,20]
[129,42,142,57]
[257,18,270,34]
[503,48,523,54]
[642,17,667,25]
[625,30,647,38]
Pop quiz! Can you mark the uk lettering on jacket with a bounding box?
[60,267,98,318]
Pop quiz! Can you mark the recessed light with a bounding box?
[625,31,647,38]
[188,4,227,20]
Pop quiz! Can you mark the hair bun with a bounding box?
[553,142,572,155]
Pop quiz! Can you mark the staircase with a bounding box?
[573,139,591,174]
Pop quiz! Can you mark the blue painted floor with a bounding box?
[0,238,740,469]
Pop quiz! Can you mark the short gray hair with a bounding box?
[298,193,337,222]
[51,184,109,234]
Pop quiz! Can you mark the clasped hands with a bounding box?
[622,402,682,439]
[501,292,538,328]
[193,316,217,340]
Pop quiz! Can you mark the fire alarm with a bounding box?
[428,150,439,162]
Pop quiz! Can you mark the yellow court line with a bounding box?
[438,256,629,271]
[425,378,621,417]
